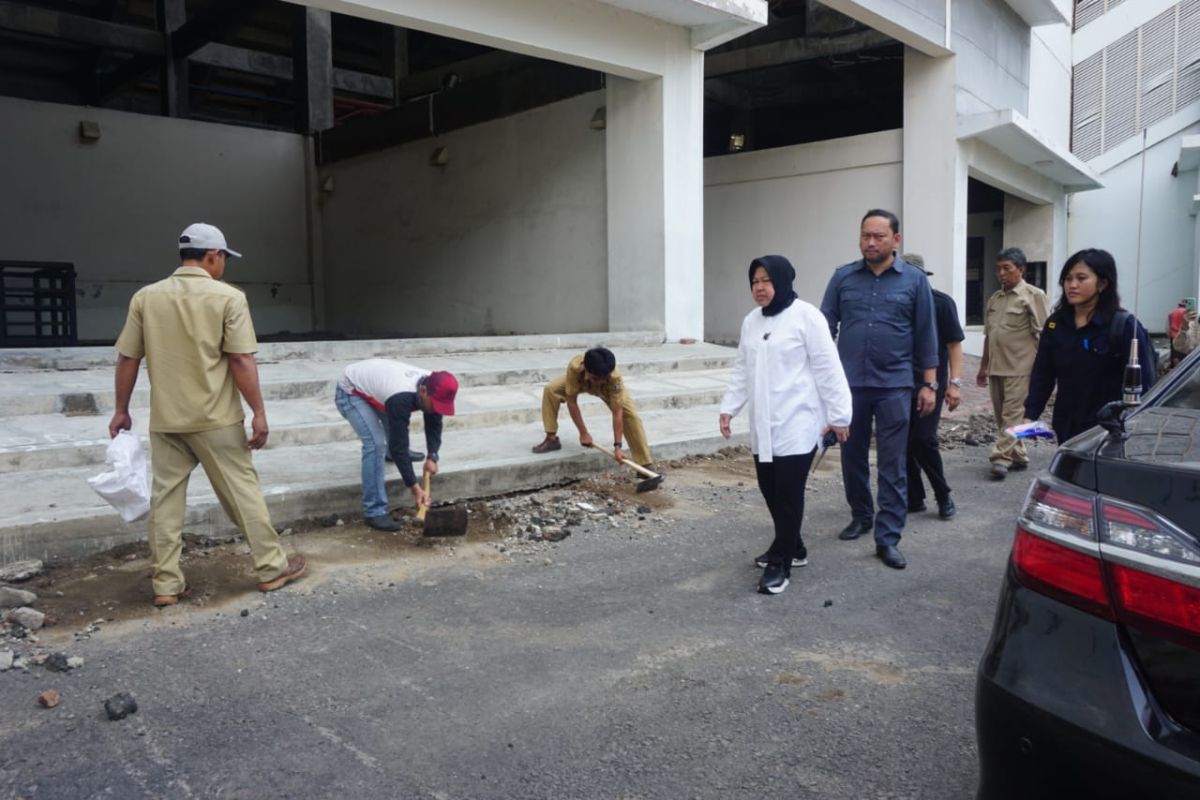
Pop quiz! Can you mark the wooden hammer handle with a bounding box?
[590,444,659,479]
[417,470,431,521]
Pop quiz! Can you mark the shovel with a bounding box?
[418,470,468,537]
[590,444,664,492]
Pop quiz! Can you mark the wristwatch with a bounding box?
[614,442,623,448]
[948,378,963,387]
[922,381,939,392]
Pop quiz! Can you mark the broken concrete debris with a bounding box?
[0,586,38,608]
[4,607,45,631]
[0,560,44,583]
[104,692,138,721]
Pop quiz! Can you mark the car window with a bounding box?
[1159,364,1200,409]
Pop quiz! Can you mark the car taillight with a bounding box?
[1013,481,1112,620]
[1100,499,1200,651]
[1012,479,1200,651]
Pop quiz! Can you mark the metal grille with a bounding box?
[1070,2,1200,159]
[1076,0,1129,31]
[0,262,78,347]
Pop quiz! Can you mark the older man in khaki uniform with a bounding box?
[531,347,652,467]
[976,247,1050,479]
[109,223,305,606]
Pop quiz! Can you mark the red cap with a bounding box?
[425,371,458,416]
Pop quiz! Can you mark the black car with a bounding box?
[975,351,1200,799]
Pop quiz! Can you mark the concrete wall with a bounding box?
[1027,23,1072,146]
[319,92,608,337]
[952,0,1031,118]
[1069,124,1200,333]
[703,130,903,344]
[0,96,313,342]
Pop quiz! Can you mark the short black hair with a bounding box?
[861,209,900,234]
[996,247,1027,269]
[179,248,212,262]
[583,347,617,377]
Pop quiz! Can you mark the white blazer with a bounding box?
[720,299,852,462]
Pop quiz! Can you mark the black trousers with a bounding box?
[906,390,950,505]
[753,450,816,566]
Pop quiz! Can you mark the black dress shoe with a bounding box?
[937,497,956,519]
[838,519,873,540]
[876,544,907,569]
[907,501,927,513]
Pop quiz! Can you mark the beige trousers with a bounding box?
[148,422,286,595]
[989,375,1030,466]
[541,377,652,466]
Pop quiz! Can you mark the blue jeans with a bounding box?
[335,386,389,518]
[841,387,912,546]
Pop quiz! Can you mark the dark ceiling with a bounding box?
[0,0,902,160]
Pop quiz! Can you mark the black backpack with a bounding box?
[1108,310,1158,373]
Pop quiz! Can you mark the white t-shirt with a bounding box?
[720,300,852,461]
[339,359,430,410]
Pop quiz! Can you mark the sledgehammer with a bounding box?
[418,470,468,537]
[589,444,664,493]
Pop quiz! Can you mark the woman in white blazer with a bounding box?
[719,255,852,595]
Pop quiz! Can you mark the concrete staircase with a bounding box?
[0,332,746,563]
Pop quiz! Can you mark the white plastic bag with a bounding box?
[87,431,151,523]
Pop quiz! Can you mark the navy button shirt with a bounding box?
[1024,308,1157,442]
[820,256,939,390]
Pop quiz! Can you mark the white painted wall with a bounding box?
[319,92,608,337]
[0,96,313,342]
[1027,23,1072,147]
[1069,124,1200,333]
[703,130,903,344]
[952,0,1031,118]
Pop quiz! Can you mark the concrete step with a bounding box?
[0,402,749,564]
[0,369,733,473]
[0,341,733,417]
[0,330,669,372]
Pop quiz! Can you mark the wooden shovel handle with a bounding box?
[590,443,660,479]
[417,470,431,521]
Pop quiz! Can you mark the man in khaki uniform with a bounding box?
[109,223,305,606]
[531,347,652,466]
[975,248,1050,479]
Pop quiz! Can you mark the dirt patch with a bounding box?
[9,451,755,645]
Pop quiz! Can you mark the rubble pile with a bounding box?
[0,559,87,681]
[480,484,660,560]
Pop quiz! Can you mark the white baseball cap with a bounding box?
[178,223,242,258]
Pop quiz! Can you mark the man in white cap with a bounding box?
[108,223,306,607]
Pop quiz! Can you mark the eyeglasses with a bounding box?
[751,278,772,286]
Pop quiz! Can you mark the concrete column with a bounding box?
[157,0,188,118]
[293,7,335,133]
[902,47,966,312]
[606,41,704,340]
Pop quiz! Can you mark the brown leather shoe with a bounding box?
[531,435,562,454]
[257,555,307,593]
[152,586,192,608]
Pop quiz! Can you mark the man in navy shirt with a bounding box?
[820,210,938,570]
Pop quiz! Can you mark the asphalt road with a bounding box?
[0,440,1050,800]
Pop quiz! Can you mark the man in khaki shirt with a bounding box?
[531,347,652,467]
[109,223,305,606]
[975,248,1050,479]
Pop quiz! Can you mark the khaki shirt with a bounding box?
[983,280,1050,376]
[115,267,258,433]
[563,354,627,404]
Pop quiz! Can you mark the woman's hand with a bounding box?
[719,413,732,440]
[823,425,849,444]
